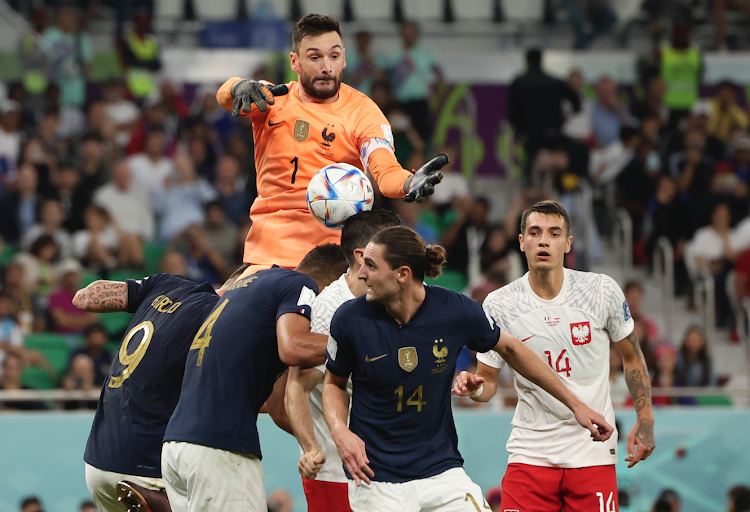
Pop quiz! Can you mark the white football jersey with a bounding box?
[477,268,634,468]
[305,272,355,483]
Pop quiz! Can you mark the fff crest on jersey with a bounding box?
[398,347,418,372]
[293,119,310,142]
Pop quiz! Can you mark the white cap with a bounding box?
[56,258,83,278]
[690,100,712,117]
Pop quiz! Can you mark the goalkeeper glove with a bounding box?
[403,154,448,203]
[231,80,289,117]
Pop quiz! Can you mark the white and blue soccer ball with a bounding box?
[307,163,374,229]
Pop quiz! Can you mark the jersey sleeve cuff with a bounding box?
[476,351,505,369]
[125,279,138,313]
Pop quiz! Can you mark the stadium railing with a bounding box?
[694,270,718,352]
[653,236,675,341]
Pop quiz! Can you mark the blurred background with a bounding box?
[0,0,749,511]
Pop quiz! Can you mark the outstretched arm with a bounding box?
[493,330,614,441]
[615,329,656,467]
[73,280,128,312]
[452,361,501,402]
[276,313,327,367]
[286,366,326,479]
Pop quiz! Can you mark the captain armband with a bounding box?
[359,137,395,173]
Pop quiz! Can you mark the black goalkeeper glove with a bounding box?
[403,154,448,203]
[231,80,289,117]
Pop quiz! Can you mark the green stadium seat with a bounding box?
[425,270,467,293]
[695,395,732,406]
[21,366,55,390]
[108,269,143,282]
[0,244,15,266]
[80,272,101,287]
[143,243,167,275]
[105,341,121,355]
[100,312,133,337]
[22,333,72,389]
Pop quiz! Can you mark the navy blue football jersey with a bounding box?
[325,286,500,483]
[163,268,318,457]
[84,274,219,478]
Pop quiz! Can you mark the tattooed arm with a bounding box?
[73,280,128,313]
[615,328,656,467]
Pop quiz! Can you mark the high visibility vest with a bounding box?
[660,45,701,110]
[125,33,159,98]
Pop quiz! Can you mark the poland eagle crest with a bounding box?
[570,321,591,345]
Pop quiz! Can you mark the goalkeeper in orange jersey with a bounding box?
[217,13,446,271]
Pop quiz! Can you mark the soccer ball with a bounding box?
[307,163,374,229]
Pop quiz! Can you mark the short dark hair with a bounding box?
[79,500,96,511]
[624,280,643,294]
[718,79,736,92]
[341,210,402,267]
[83,323,106,339]
[20,496,42,509]
[297,243,349,287]
[371,226,446,281]
[205,200,225,213]
[620,126,640,143]
[526,48,542,68]
[731,486,750,512]
[520,200,571,236]
[292,14,342,53]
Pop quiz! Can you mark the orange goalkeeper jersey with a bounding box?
[217,79,411,268]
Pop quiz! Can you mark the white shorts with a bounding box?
[84,463,164,512]
[161,441,266,512]
[348,467,487,512]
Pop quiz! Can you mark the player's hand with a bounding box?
[333,428,374,486]
[298,449,326,480]
[572,403,614,442]
[231,79,289,116]
[403,154,448,203]
[625,417,655,468]
[451,371,484,397]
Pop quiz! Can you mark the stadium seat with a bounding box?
[22,333,72,389]
[100,312,133,338]
[425,269,467,293]
[144,243,167,275]
[89,50,123,83]
[0,244,14,266]
[105,341,120,355]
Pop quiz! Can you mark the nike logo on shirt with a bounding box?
[365,354,388,362]
[520,335,536,342]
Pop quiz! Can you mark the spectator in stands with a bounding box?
[633,317,658,382]
[173,225,226,284]
[508,49,580,182]
[103,79,141,149]
[1,263,34,332]
[382,21,442,142]
[62,353,98,410]
[127,130,173,200]
[715,134,750,197]
[651,342,678,406]
[186,136,216,181]
[442,196,490,285]
[69,323,111,386]
[676,325,716,387]
[19,496,44,512]
[93,160,155,243]
[345,31,382,97]
[126,101,170,156]
[73,205,120,270]
[0,352,46,410]
[631,77,669,125]
[158,80,190,127]
[153,153,217,242]
[728,485,750,512]
[683,101,727,162]
[659,24,702,131]
[76,131,110,190]
[469,269,508,305]
[42,6,92,109]
[0,164,40,245]
[561,0,618,49]
[189,85,237,145]
[267,489,293,512]
[392,201,439,245]
[386,106,425,168]
[643,176,692,293]
[425,146,468,213]
[43,83,86,140]
[708,81,749,144]
[485,486,503,512]
[714,0,750,51]
[0,99,22,186]
[479,225,523,283]
[14,235,59,296]
[204,201,236,264]
[120,11,162,101]
[668,129,716,227]
[22,199,73,259]
[624,281,660,339]
[160,250,189,277]
[51,162,89,234]
[616,139,660,241]
[591,76,634,147]
[48,259,99,336]
[213,155,249,226]
[85,100,118,152]
[79,500,97,512]
[0,293,24,366]
[562,69,593,142]
[657,489,683,512]
[590,126,641,186]
[685,202,737,327]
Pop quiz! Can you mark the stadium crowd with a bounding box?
[0,5,747,411]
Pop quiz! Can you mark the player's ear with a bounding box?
[396,266,410,283]
[565,235,572,254]
[289,52,298,73]
[342,47,347,70]
[353,248,364,266]
[518,234,525,253]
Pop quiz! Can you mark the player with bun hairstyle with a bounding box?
[322,226,613,511]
